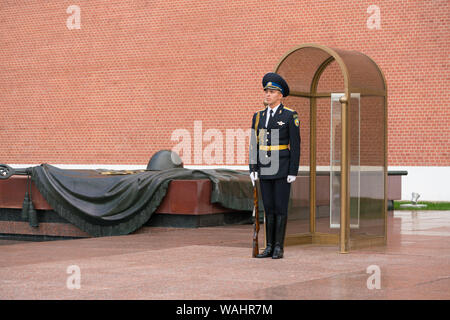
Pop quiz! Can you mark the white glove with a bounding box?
[250,172,258,186]
[287,175,296,183]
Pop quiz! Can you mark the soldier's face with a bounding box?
[264,89,283,107]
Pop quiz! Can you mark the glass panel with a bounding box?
[315,60,345,235]
[284,96,310,236]
[315,98,332,234]
[330,94,341,229]
[330,93,361,229]
[350,96,386,239]
[350,94,361,229]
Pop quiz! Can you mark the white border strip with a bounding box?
[389,166,450,202]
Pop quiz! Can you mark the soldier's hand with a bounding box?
[250,172,258,186]
[287,175,296,183]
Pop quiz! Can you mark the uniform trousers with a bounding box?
[259,177,291,216]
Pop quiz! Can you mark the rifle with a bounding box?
[251,106,263,258]
[252,183,260,257]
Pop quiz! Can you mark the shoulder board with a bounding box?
[283,107,295,112]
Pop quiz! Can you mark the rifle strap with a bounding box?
[254,111,260,140]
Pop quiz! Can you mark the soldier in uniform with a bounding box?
[249,72,301,259]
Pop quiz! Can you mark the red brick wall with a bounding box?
[1,0,449,166]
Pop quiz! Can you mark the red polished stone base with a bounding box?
[0,176,248,239]
[0,176,235,214]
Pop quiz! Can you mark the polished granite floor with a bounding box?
[0,210,449,299]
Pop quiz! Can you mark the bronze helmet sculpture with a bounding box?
[146,150,184,170]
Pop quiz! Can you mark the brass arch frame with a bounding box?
[273,43,388,253]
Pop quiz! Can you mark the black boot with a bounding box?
[256,214,275,258]
[272,215,287,259]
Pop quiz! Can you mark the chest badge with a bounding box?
[277,121,285,126]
